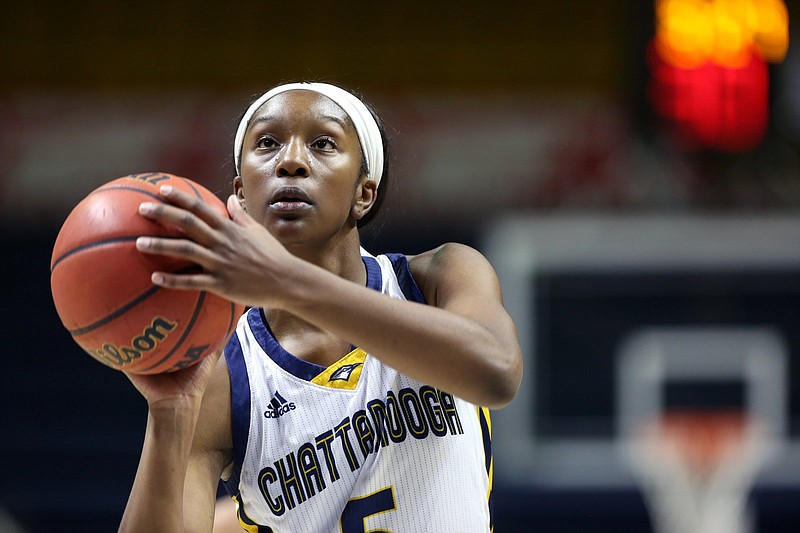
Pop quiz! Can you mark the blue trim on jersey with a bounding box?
[478,408,494,531]
[249,309,327,381]
[362,255,383,292]
[233,492,275,533]
[384,253,426,304]
[224,332,250,496]
[247,257,383,382]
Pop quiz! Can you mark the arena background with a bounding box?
[2,1,800,531]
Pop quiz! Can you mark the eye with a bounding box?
[256,136,278,149]
[312,137,336,151]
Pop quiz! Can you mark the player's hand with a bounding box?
[134,185,297,309]
[124,348,223,411]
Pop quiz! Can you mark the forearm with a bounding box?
[119,406,199,533]
[284,261,520,407]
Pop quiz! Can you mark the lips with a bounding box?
[270,186,313,205]
[269,186,313,213]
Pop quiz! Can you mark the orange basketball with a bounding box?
[50,172,246,374]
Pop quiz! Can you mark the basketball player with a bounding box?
[120,82,523,532]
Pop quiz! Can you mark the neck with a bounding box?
[263,228,366,364]
[285,228,365,282]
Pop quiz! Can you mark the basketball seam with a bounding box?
[179,177,203,198]
[51,187,171,271]
[69,283,161,336]
[227,301,238,335]
[139,291,207,372]
[67,264,201,336]
[51,236,139,272]
[90,185,165,201]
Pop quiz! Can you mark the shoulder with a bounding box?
[408,242,487,268]
[407,243,499,306]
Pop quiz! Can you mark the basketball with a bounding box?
[50,172,246,374]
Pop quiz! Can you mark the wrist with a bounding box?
[269,256,322,312]
[147,398,202,429]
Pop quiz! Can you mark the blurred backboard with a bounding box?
[483,214,800,488]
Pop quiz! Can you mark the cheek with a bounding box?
[319,147,361,175]
[317,157,362,195]
[317,182,359,220]
[243,154,275,175]
[239,175,269,205]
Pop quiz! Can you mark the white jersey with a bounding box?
[222,251,493,532]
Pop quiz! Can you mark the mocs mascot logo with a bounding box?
[329,363,362,382]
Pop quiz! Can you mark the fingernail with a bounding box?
[160,185,173,195]
[139,202,154,214]
[136,236,150,249]
[151,272,164,285]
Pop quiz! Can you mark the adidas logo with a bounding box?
[263,391,296,419]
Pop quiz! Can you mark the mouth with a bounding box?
[269,186,313,213]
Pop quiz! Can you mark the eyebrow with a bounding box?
[248,114,349,130]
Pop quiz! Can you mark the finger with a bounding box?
[227,194,254,226]
[159,185,229,229]
[136,235,218,268]
[149,270,219,291]
[138,201,218,247]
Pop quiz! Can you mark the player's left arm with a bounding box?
[296,242,523,408]
[406,243,523,407]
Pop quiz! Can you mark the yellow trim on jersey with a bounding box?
[481,406,492,437]
[477,406,494,533]
[233,494,260,533]
[310,347,367,390]
[479,407,494,493]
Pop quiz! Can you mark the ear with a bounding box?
[233,176,246,211]
[351,177,377,220]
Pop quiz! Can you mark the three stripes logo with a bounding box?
[263,391,296,419]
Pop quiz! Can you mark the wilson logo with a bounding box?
[264,391,296,419]
[89,317,177,367]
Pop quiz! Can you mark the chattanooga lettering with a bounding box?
[89,317,177,366]
[257,385,463,516]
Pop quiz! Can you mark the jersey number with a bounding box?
[340,487,396,533]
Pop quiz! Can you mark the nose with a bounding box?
[277,137,309,178]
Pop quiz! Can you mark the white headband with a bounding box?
[233,82,384,188]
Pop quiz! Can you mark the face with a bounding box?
[235,90,376,247]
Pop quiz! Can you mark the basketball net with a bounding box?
[628,411,768,533]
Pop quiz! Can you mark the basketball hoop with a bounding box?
[627,410,768,533]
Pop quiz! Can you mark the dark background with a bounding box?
[2,1,800,531]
